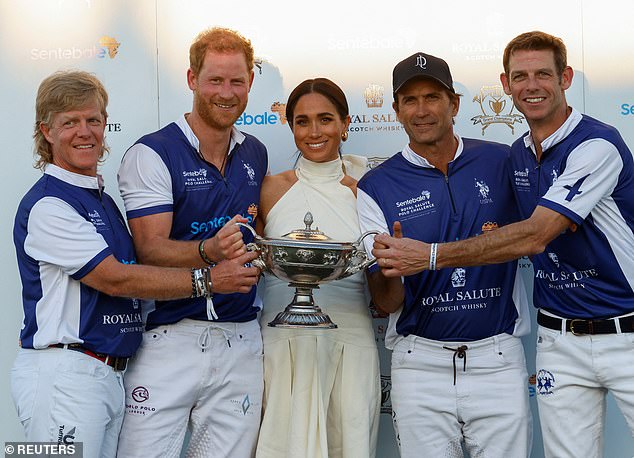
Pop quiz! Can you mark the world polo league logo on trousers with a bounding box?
[126,386,157,416]
[132,386,149,403]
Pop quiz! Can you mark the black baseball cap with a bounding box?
[392,52,455,96]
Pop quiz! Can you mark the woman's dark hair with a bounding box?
[285,78,349,128]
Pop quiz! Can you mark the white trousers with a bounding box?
[536,323,634,458]
[116,319,263,458]
[390,333,531,458]
[11,347,125,458]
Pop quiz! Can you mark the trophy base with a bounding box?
[268,307,337,329]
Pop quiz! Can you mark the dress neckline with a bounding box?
[295,155,345,184]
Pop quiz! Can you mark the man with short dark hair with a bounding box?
[357,52,531,458]
[374,31,634,458]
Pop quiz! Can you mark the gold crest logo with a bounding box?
[364,84,384,108]
[248,204,258,220]
[481,221,499,232]
[471,85,523,135]
[98,36,120,59]
[271,102,287,124]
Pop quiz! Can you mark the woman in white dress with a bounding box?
[255,78,381,458]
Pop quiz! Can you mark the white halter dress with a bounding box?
[255,156,380,458]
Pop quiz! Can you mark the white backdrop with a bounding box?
[1,0,633,456]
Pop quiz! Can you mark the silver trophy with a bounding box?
[237,212,378,329]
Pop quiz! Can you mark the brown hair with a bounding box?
[189,27,255,76]
[34,70,109,170]
[285,78,349,128]
[503,31,568,76]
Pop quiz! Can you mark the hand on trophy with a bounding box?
[209,250,261,294]
[237,213,378,328]
[204,214,250,262]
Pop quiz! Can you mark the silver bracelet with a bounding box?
[191,267,214,298]
[429,243,438,271]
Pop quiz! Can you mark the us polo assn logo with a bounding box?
[474,179,492,204]
[243,161,256,184]
[536,369,555,395]
[471,85,523,134]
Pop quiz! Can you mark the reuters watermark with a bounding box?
[4,442,82,457]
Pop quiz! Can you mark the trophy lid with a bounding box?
[281,212,331,241]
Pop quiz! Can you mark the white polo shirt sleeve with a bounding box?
[540,138,622,225]
[357,188,390,259]
[118,143,173,218]
[25,197,111,279]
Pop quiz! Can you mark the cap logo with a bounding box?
[415,54,427,69]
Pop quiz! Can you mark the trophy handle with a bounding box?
[354,230,381,246]
[343,230,380,276]
[245,242,267,270]
[235,222,268,271]
[235,221,257,237]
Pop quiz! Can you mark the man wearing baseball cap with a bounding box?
[356,52,532,457]
[372,32,634,458]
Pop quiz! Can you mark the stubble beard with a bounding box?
[194,93,245,130]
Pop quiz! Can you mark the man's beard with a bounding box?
[194,93,245,130]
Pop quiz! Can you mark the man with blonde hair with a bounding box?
[117,27,267,457]
[13,70,257,458]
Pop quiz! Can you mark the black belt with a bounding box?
[537,310,634,335]
[50,343,128,371]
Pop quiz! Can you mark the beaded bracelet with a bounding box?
[190,268,198,297]
[198,239,215,265]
